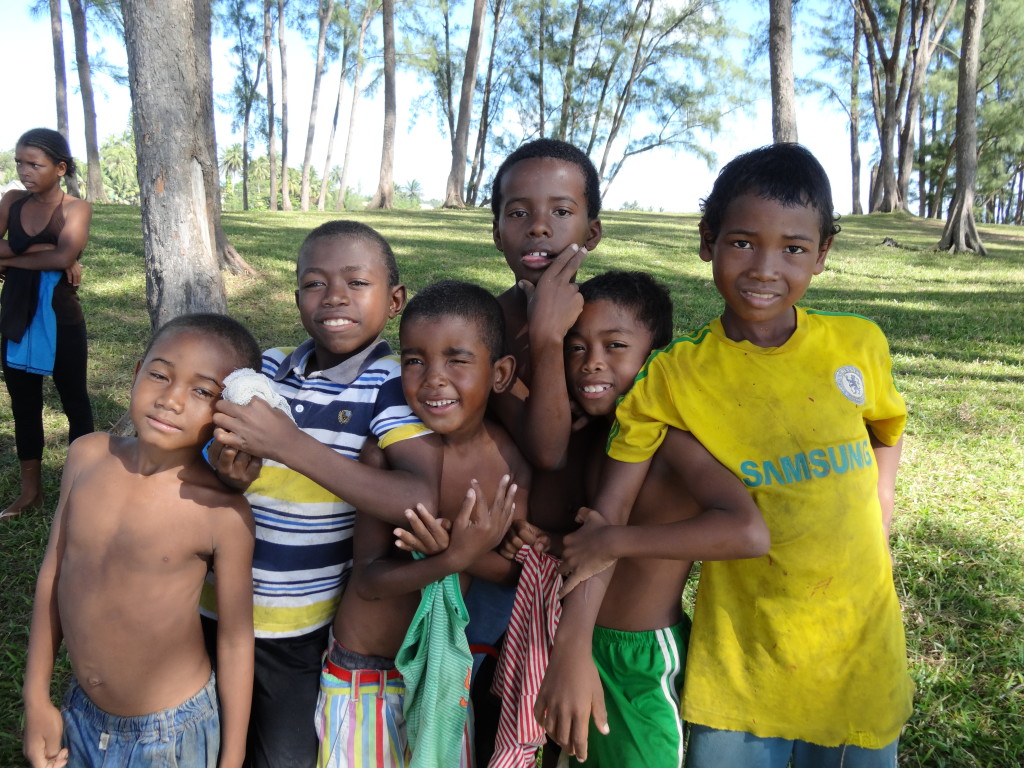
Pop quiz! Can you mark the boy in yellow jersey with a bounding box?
[543,144,911,768]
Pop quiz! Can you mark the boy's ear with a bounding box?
[132,360,142,384]
[490,354,517,394]
[388,284,407,317]
[813,236,834,274]
[492,220,503,251]
[584,218,602,251]
[698,220,715,262]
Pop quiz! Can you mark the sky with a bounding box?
[1,1,860,214]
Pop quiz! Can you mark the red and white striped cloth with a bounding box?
[487,546,564,768]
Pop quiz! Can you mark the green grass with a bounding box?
[2,205,1022,766]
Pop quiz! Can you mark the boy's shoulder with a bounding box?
[64,431,118,473]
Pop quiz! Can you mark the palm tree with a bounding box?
[327,164,344,208]
[400,179,423,204]
[221,144,244,187]
[249,155,270,200]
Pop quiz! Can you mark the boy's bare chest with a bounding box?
[64,473,214,574]
[439,442,514,518]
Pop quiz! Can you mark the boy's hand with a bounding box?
[213,398,299,463]
[206,438,262,491]
[520,243,589,343]
[23,701,68,768]
[394,503,452,555]
[445,476,517,571]
[499,519,551,560]
[558,506,616,598]
[534,645,608,761]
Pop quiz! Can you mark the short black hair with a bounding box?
[401,280,506,362]
[578,271,674,350]
[490,138,602,222]
[145,313,261,370]
[298,220,400,287]
[700,143,841,245]
[17,128,77,179]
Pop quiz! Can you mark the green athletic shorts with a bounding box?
[566,620,691,768]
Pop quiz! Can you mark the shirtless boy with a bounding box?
[23,313,259,768]
[315,280,528,767]
[489,138,602,467]
[527,273,769,766]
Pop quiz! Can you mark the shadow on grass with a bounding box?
[894,517,1024,767]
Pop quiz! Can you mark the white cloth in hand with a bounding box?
[222,368,294,421]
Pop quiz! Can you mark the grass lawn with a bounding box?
[1,205,1021,766]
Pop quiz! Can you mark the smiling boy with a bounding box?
[544,144,911,768]
[205,221,441,768]
[314,280,527,768]
[503,273,766,768]
[23,313,258,768]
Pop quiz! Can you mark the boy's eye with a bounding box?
[730,239,752,250]
[607,342,627,350]
[553,208,571,217]
[148,370,168,381]
[403,357,423,366]
[194,387,217,399]
[301,280,326,289]
[566,343,585,354]
[784,245,807,254]
[349,279,370,288]
[507,209,528,218]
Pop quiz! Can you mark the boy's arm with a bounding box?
[358,478,516,600]
[559,428,769,592]
[534,457,651,762]
[23,441,87,768]
[210,498,256,768]
[871,433,903,541]
[213,398,443,525]
[517,245,589,469]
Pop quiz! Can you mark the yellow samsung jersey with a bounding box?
[608,306,912,748]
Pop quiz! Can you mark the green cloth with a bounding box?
[396,562,473,768]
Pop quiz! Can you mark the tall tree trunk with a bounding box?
[856,0,908,212]
[917,104,926,217]
[50,0,81,198]
[850,9,863,215]
[897,0,956,207]
[67,0,107,202]
[937,0,986,255]
[769,0,798,143]
[337,2,374,211]
[300,0,335,210]
[368,0,395,209]
[466,0,506,206]
[264,0,279,210]
[556,0,586,142]
[279,0,292,210]
[318,36,349,212]
[442,0,485,209]
[597,0,654,185]
[123,0,227,328]
[195,0,254,275]
[538,0,545,138]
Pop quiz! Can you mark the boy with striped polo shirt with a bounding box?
[205,220,442,768]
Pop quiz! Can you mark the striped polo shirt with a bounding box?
[201,338,429,638]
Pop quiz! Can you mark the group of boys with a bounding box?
[21,139,913,768]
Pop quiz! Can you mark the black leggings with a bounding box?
[2,322,94,461]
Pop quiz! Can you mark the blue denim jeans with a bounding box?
[62,673,220,767]
[685,724,898,768]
